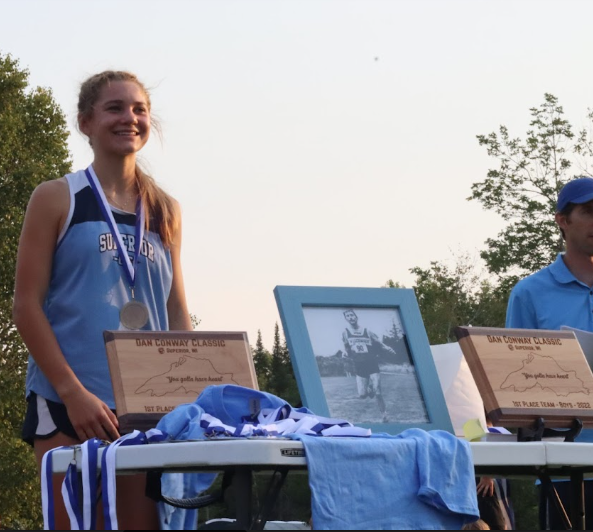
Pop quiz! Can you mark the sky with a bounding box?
[2,0,593,349]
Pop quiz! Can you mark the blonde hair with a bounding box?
[78,70,178,247]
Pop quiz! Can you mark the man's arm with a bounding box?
[341,330,351,355]
[368,330,396,355]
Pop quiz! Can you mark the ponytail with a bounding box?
[136,166,178,248]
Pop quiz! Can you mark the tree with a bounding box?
[0,52,71,530]
[280,338,301,406]
[190,313,201,329]
[252,330,272,390]
[470,93,593,277]
[386,254,509,345]
[389,265,532,528]
[267,323,300,406]
[469,94,593,531]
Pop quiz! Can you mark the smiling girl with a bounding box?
[13,71,192,529]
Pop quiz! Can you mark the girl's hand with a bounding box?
[476,476,495,497]
[63,388,120,442]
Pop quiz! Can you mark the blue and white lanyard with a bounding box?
[42,446,68,530]
[80,438,101,530]
[101,429,167,530]
[42,430,167,531]
[201,407,372,438]
[42,438,102,531]
[84,166,145,289]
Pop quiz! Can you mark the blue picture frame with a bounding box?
[274,285,453,435]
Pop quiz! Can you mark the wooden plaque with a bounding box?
[455,326,593,428]
[104,330,258,433]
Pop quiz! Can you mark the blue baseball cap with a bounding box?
[557,178,593,212]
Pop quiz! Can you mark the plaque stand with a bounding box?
[517,417,583,443]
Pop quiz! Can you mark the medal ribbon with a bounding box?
[41,431,168,530]
[42,445,72,530]
[101,430,168,530]
[80,438,102,530]
[84,166,145,289]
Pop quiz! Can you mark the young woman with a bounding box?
[13,70,192,529]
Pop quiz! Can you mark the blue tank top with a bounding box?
[25,169,173,408]
[344,328,373,354]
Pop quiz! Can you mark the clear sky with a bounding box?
[2,0,593,348]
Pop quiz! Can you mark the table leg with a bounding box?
[570,471,585,531]
[234,467,253,529]
[251,469,289,530]
[539,473,572,530]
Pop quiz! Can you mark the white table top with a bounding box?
[49,438,587,476]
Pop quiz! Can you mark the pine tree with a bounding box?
[268,323,300,405]
[252,329,272,390]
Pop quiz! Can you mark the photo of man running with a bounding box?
[341,309,396,423]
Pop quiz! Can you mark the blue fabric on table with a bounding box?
[154,386,479,530]
[156,402,215,530]
[294,428,479,530]
[154,385,292,529]
[195,384,290,425]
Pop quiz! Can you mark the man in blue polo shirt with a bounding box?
[506,177,593,529]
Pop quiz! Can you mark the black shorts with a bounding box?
[22,392,79,446]
[354,360,381,378]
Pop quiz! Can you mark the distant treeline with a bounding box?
[316,333,412,377]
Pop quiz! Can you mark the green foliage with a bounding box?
[0,323,42,530]
[511,480,539,531]
[384,95,591,532]
[388,254,509,345]
[196,471,311,527]
[384,279,405,288]
[0,52,71,530]
[252,330,272,390]
[468,95,593,530]
[190,313,201,329]
[471,93,593,276]
[251,325,300,405]
[267,323,300,406]
[396,258,538,529]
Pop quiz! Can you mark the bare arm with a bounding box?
[368,330,396,355]
[166,200,192,331]
[341,330,352,355]
[13,180,119,441]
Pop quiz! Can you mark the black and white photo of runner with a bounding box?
[302,306,429,425]
[342,309,393,423]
